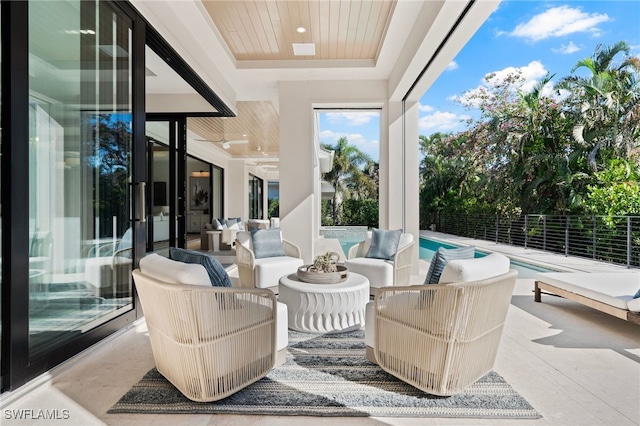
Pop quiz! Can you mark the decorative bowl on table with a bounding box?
[297,264,348,284]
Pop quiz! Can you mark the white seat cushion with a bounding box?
[438,253,510,284]
[345,257,393,289]
[139,253,210,286]
[535,272,640,311]
[253,256,304,289]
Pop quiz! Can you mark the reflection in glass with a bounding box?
[211,166,223,220]
[152,144,170,249]
[249,174,264,219]
[146,120,172,255]
[28,0,133,357]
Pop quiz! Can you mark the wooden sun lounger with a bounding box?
[534,273,640,325]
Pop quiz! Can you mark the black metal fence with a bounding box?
[424,214,640,269]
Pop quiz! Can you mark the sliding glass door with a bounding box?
[27,0,134,358]
[249,173,264,219]
[146,121,172,255]
[146,117,186,253]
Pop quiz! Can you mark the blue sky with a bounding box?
[318,1,640,163]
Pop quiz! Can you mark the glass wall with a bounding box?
[249,173,264,219]
[146,120,172,255]
[28,0,133,358]
[211,165,223,220]
[187,156,210,236]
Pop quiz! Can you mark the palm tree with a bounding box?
[322,137,373,224]
[560,41,640,172]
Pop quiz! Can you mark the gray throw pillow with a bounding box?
[251,228,286,259]
[169,247,232,287]
[365,229,402,260]
[225,218,239,229]
[424,245,475,284]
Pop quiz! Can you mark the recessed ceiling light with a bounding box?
[296,26,306,33]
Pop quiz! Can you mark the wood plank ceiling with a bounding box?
[188,101,280,157]
[191,1,395,159]
[202,0,394,61]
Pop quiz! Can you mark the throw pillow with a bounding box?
[225,218,239,229]
[424,245,475,284]
[365,229,402,260]
[230,217,245,231]
[213,219,223,230]
[634,288,640,299]
[251,228,286,259]
[169,247,232,287]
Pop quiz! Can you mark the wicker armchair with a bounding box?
[133,254,287,402]
[366,253,517,396]
[345,232,415,296]
[235,230,303,292]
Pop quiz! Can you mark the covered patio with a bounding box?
[1,1,637,423]
[3,234,638,424]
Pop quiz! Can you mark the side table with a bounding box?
[206,230,221,252]
[278,272,369,333]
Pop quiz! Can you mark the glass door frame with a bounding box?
[145,115,187,251]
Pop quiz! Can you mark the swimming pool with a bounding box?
[419,237,558,279]
[319,227,367,257]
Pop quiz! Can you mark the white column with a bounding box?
[383,101,420,273]
[226,159,246,219]
[278,82,316,263]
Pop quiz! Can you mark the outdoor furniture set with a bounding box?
[132,229,519,403]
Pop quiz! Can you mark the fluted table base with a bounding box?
[278,272,369,333]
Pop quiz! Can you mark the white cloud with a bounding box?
[446,61,459,71]
[324,111,379,126]
[452,61,559,108]
[419,111,471,132]
[419,103,434,112]
[509,6,610,41]
[552,41,581,54]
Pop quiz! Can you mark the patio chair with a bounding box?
[235,229,304,292]
[133,253,287,402]
[366,253,517,396]
[344,230,415,296]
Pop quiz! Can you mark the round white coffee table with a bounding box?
[278,272,369,333]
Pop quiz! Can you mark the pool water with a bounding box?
[319,227,368,258]
[419,237,558,279]
[339,240,362,256]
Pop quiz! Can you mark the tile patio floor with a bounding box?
[1,232,639,425]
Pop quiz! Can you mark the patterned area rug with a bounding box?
[109,330,541,418]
